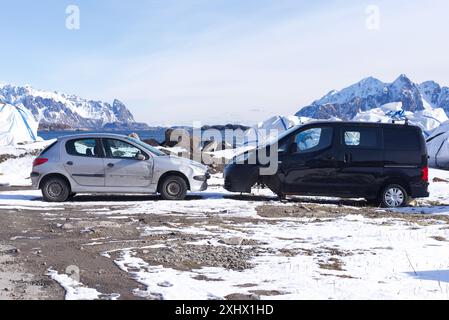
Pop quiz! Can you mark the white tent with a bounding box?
[0,103,38,146]
[427,121,449,169]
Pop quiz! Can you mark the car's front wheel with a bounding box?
[380,184,409,208]
[159,175,188,201]
[41,176,71,202]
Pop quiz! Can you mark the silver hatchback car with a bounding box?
[31,133,210,202]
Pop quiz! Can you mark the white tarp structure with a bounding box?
[243,115,312,148]
[427,121,449,169]
[352,102,448,135]
[0,102,38,146]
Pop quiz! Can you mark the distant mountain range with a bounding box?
[296,74,449,121]
[0,83,149,130]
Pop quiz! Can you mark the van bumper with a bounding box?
[224,164,259,193]
[410,182,430,199]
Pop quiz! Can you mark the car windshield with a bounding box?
[126,137,167,156]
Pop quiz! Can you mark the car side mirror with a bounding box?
[288,143,298,154]
[136,153,146,161]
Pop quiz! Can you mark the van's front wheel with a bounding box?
[380,184,409,208]
[159,176,188,201]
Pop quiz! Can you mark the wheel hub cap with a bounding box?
[167,182,181,196]
[385,188,404,207]
[48,182,63,198]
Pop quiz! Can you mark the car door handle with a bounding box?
[66,161,73,166]
[107,163,114,168]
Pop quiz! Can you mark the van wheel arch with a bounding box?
[157,172,191,192]
[378,178,411,198]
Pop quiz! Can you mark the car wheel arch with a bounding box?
[157,171,191,192]
[39,173,72,192]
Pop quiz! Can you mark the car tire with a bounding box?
[159,175,188,201]
[380,184,409,208]
[41,177,71,203]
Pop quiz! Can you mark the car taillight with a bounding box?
[33,158,48,167]
[421,166,429,182]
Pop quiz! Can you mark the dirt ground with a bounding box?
[0,188,448,300]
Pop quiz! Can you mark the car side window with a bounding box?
[66,139,101,158]
[294,127,333,153]
[343,127,381,149]
[103,139,147,160]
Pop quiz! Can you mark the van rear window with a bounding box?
[384,128,420,150]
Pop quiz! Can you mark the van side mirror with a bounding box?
[288,143,298,154]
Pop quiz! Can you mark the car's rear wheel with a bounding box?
[380,184,409,208]
[41,177,70,203]
[160,175,188,201]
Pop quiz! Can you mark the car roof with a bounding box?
[56,133,130,141]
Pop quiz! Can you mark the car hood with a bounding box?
[165,155,208,172]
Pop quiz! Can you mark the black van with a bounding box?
[224,121,430,208]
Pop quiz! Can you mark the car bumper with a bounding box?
[190,173,210,192]
[30,172,41,190]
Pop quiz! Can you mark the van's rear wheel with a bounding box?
[41,177,70,202]
[380,184,409,208]
[160,176,188,201]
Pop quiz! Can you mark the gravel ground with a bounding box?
[0,188,448,300]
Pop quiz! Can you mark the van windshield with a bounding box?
[126,137,167,156]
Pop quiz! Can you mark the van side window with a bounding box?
[66,139,102,158]
[343,128,380,149]
[294,127,333,153]
[384,128,420,150]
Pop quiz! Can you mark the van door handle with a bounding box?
[107,163,114,168]
[66,161,73,166]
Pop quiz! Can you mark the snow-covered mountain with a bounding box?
[296,75,449,121]
[0,83,139,129]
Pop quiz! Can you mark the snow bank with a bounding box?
[47,269,119,300]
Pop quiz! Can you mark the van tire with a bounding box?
[380,184,409,208]
[41,177,71,202]
[159,175,188,201]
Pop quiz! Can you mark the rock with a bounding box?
[0,245,20,255]
[219,237,244,246]
[62,223,75,230]
[433,177,449,183]
[157,281,173,288]
[143,139,160,147]
[225,293,260,300]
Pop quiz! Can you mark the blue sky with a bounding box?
[1,0,449,125]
